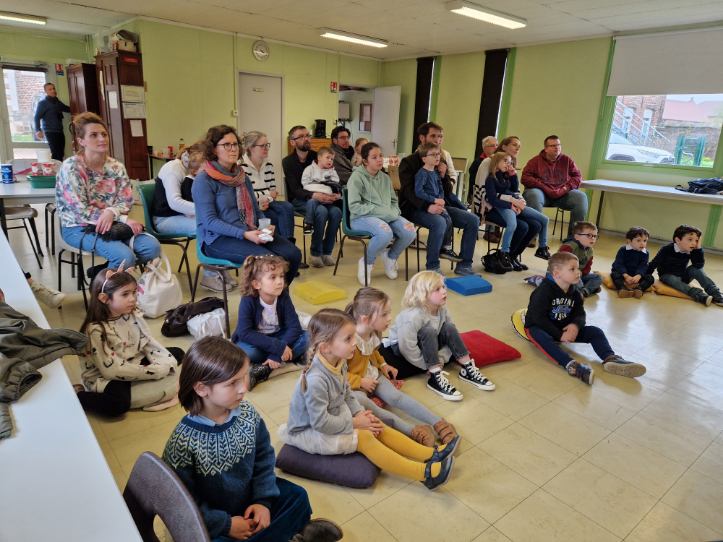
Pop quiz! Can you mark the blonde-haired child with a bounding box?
[346,287,459,445]
[386,271,495,401]
[232,255,308,389]
[280,308,456,490]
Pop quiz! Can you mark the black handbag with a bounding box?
[83,222,135,242]
[161,297,225,337]
[482,249,508,275]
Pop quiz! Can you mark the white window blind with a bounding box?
[607,27,723,96]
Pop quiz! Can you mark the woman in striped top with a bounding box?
[241,131,295,242]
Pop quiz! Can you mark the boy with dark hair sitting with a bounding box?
[559,221,602,297]
[647,224,723,306]
[611,226,655,298]
[525,252,647,383]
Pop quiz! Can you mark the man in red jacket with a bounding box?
[521,135,588,238]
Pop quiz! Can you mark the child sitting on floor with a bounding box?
[525,252,647,383]
[647,224,723,306]
[559,221,602,297]
[232,255,308,389]
[163,336,316,542]
[611,226,655,298]
[77,266,184,416]
[346,287,458,446]
[279,308,456,490]
[385,271,495,401]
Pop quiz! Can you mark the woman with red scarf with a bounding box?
[192,125,301,283]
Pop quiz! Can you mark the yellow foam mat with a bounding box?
[511,308,530,341]
[601,272,653,292]
[652,280,693,300]
[293,280,347,305]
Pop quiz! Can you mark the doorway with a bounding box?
[337,85,401,157]
[237,72,284,194]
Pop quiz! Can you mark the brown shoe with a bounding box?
[433,419,459,445]
[411,424,436,447]
[618,288,635,298]
[633,288,644,298]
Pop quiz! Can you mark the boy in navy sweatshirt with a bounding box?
[647,224,723,306]
[525,252,647,383]
[611,226,655,298]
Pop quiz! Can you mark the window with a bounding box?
[606,94,723,167]
[1,66,49,160]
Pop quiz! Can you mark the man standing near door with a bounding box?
[330,126,354,185]
[34,82,71,161]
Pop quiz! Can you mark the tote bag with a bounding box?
[136,254,183,318]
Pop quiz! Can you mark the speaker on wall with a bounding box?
[314,119,326,138]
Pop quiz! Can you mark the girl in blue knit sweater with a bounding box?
[163,336,311,541]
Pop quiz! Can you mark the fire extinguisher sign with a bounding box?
[329,81,338,93]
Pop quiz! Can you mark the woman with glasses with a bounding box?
[193,125,302,284]
[240,131,295,243]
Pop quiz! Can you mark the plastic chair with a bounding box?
[56,226,97,309]
[333,188,374,285]
[123,451,210,542]
[137,182,194,292]
[191,240,240,337]
[5,205,44,267]
[552,208,569,241]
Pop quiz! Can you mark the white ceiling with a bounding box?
[1,0,722,59]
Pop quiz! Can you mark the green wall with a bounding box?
[130,20,380,151]
[380,59,416,155]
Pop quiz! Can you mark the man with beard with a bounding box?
[34,82,71,160]
[330,126,355,185]
[282,125,341,266]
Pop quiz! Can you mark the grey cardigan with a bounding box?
[387,306,453,370]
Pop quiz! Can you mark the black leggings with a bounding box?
[77,347,185,417]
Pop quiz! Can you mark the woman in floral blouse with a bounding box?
[56,112,160,271]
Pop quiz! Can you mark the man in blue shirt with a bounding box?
[34,82,70,161]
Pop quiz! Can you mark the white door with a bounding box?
[371,85,401,156]
[237,73,284,195]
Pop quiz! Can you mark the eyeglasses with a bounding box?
[217,142,240,150]
[577,233,598,239]
[291,134,311,141]
[253,143,271,149]
[426,152,441,157]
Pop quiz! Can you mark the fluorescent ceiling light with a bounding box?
[0,11,47,25]
[320,29,387,48]
[446,1,526,29]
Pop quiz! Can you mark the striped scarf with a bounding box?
[203,161,256,229]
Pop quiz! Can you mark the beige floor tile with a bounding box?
[625,502,723,542]
[690,434,723,486]
[340,511,396,542]
[433,399,514,445]
[475,379,550,420]
[444,447,537,523]
[369,482,489,541]
[591,376,667,412]
[553,386,638,430]
[495,489,619,542]
[471,526,512,542]
[519,402,611,455]
[279,473,365,524]
[497,362,579,400]
[543,458,656,538]
[348,471,412,509]
[661,468,723,533]
[100,404,185,442]
[584,434,687,498]
[479,423,576,485]
[111,419,179,475]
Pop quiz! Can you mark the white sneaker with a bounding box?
[381,250,398,279]
[30,280,66,308]
[200,273,233,292]
[357,258,374,286]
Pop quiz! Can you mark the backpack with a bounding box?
[161,296,225,337]
[675,177,723,195]
[482,249,508,275]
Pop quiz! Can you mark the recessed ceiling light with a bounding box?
[446,1,526,29]
[320,29,388,48]
[0,11,47,25]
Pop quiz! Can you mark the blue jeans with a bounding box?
[203,235,301,285]
[61,226,161,269]
[212,478,311,542]
[661,267,721,301]
[153,214,196,236]
[523,188,588,238]
[485,207,541,256]
[263,200,295,240]
[527,325,614,368]
[411,209,452,270]
[351,215,416,264]
[235,331,309,365]
[448,206,480,265]
[297,199,341,257]
[577,272,603,295]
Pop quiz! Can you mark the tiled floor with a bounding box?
[12,211,723,542]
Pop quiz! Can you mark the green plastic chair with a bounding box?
[192,239,240,338]
[137,182,195,292]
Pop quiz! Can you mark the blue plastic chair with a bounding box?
[191,239,240,337]
[137,182,195,292]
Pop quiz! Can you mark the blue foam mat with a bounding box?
[445,275,492,295]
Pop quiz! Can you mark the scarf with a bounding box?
[203,160,256,229]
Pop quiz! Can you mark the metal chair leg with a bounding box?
[191,265,203,302]
[333,235,347,276]
[361,240,368,286]
[28,217,44,257]
[22,220,43,268]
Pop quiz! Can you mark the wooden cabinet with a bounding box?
[95,51,149,180]
[286,138,332,155]
[67,63,99,117]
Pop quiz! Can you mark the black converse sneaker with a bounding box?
[427,371,463,401]
[458,361,496,391]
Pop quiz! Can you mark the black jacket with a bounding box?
[525,276,586,340]
[647,243,704,278]
[398,152,453,219]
